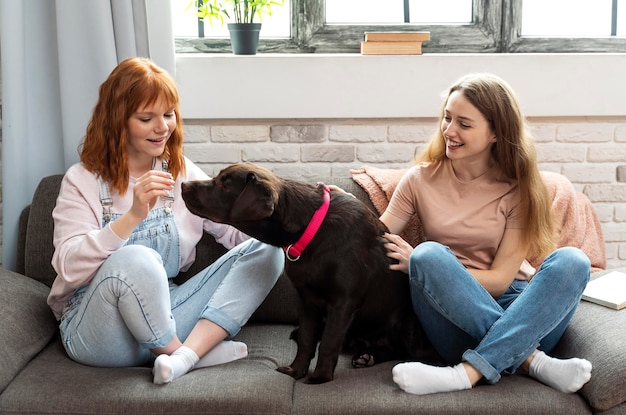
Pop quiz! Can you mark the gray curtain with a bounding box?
[0,0,175,270]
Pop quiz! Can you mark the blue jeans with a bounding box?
[408,241,590,383]
[60,240,283,367]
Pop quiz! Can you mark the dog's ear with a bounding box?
[230,172,277,222]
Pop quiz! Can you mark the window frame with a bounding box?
[502,0,626,52]
[174,0,626,53]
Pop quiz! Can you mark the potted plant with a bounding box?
[188,0,285,55]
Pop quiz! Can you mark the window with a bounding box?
[325,0,473,24]
[173,0,626,53]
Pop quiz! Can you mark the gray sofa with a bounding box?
[1,173,626,414]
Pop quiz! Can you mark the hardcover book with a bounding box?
[360,41,423,55]
[363,31,431,42]
[582,270,626,310]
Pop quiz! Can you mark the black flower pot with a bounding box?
[227,23,262,55]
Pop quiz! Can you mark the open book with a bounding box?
[582,270,626,310]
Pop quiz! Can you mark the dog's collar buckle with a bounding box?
[283,182,330,261]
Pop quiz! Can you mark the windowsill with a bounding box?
[175,53,626,119]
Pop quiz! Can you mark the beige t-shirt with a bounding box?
[386,160,535,280]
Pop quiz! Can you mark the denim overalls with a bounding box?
[58,163,284,368]
[60,162,183,366]
[98,160,181,278]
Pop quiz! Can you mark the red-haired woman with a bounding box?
[47,57,284,384]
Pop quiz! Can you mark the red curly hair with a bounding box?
[79,57,185,195]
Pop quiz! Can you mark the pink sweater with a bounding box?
[47,159,248,320]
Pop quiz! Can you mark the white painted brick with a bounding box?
[556,124,614,143]
[587,145,626,162]
[183,124,210,143]
[536,144,585,163]
[271,164,332,180]
[600,222,626,242]
[526,122,557,143]
[196,164,235,177]
[605,242,617,260]
[594,203,615,222]
[615,125,626,142]
[388,123,435,143]
[538,164,562,174]
[619,243,626,260]
[330,125,386,143]
[607,260,626,268]
[614,204,626,222]
[242,144,300,162]
[270,125,327,143]
[212,125,269,142]
[561,164,615,183]
[357,144,416,163]
[184,143,240,164]
[301,145,355,163]
[584,184,626,203]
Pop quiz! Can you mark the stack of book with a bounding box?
[360,31,431,55]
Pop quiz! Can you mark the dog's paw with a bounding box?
[352,353,375,368]
[276,366,307,380]
[306,373,333,384]
[289,328,299,341]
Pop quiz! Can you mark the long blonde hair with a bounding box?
[417,73,556,259]
[79,57,185,195]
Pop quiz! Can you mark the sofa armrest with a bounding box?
[0,270,57,394]
[553,269,626,411]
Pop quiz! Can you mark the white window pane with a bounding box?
[326,0,472,24]
[618,0,626,36]
[171,0,291,38]
[521,0,613,37]
[326,0,404,24]
[171,0,199,37]
[408,0,472,23]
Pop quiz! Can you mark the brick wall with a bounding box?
[183,116,626,269]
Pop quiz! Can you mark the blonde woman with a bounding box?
[381,73,592,395]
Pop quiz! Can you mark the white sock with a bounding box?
[392,362,472,395]
[153,345,199,385]
[528,350,592,393]
[194,341,248,368]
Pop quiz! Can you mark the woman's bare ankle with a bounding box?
[462,362,483,386]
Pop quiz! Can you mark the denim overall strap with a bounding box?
[98,176,114,225]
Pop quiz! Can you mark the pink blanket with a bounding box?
[351,166,606,272]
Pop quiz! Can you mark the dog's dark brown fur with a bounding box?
[181,163,434,384]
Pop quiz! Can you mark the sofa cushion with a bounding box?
[23,174,64,287]
[0,324,297,415]
[0,270,57,394]
[553,268,626,411]
[290,355,590,414]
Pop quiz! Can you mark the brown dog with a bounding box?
[181,163,433,384]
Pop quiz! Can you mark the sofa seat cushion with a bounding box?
[553,268,626,411]
[0,270,57,394]
[0,324,297,415]
[290,355,590,415]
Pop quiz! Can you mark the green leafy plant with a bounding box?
[188,0,284,25]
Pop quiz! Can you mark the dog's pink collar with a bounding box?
[284,183,331,261]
